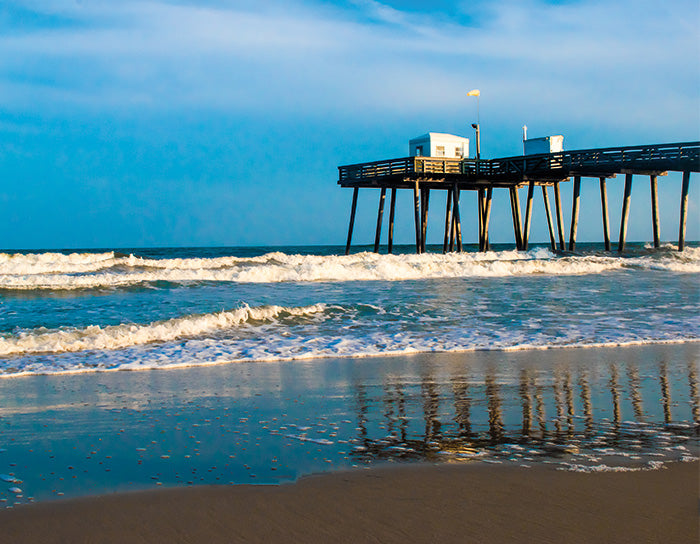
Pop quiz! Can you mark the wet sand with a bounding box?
[1,460,697,544]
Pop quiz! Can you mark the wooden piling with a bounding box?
[387,188,397,254]
[568,176,581,251]
[443,189,452,253]
[553,182,566,250]
[509,187,524,250]
[421,188,430,253]
[650,175,660,248]
[483,187,493,251]
[413,181,422,254]
[452,184,463,252]
[374,187,386,253]
[477,189,484,251]
[541,186,556,251]
[522,181,535,250]
[618,173,633,252]
[678,171,691,251]
[599,177,611,251]
[345,187,359,256]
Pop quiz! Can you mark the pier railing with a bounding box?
[338,156,466,182]
[339,141,700,183]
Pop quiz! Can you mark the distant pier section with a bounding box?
[338,137,699,254]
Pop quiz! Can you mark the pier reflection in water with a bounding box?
[0,344,697,507]
[348,348,698,469]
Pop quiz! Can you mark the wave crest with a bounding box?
[0,303,327,356]
[0,246,697,290]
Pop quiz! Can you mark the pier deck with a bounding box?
[338,141,699,254]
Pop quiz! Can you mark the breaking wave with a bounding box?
[1,246,698,290]
[0,303,327,356]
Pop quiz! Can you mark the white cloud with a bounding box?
[0,0,697,139]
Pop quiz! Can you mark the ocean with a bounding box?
[0,243,698,505]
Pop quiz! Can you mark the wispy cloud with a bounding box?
[0,0,698,136]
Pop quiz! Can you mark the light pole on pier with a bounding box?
[467,89,481,160]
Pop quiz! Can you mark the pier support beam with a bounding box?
[483,187,493,251]
[678,171,691,251]
[522,181,535,251]
[553,182,566,250]
[421,188,430,253]
[345,187,359,256]
[618,173,633,252]
[599,177,611,251]
[479,188,493,252]
[387,188,397,254]
[650,175,660,248]
[443,189,452,253]
[413,181,422,254]
[478,188,485,251]
[374,187,386,253]
[568,176,581,251]
[451,184,463,252]
[542,186,557,251]
[509,187,524,250]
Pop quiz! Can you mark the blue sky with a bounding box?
[0,0,698,249]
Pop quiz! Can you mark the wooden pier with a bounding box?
[338,141,699,254]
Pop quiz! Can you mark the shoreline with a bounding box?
[1,336,698,380]
[1,460,697,543]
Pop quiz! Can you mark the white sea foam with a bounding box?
[1,246,698,290]
[0,303,326,356]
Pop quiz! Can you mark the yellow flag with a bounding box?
[467,89,480,97]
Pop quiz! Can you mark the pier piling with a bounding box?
[413,182,421,254]
[374,187,386,253]
[649,175,660,248]
[679,171,691,251]
[553,182,566,250]
[599,177,611,251]
[542,186,557,251]
[388,188,397,254]
[618,173,633,252]
[568,176,581,251]
[345,187,359,255]
[522,181,535,250]
[443,190,452,253]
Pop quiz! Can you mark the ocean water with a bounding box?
[0,243,698,376]
[0,243,698,506]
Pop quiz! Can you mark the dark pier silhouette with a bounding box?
[338,141,699,254]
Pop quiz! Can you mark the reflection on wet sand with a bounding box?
[350,358,699,467]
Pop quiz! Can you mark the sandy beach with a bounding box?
[0,460,697,543]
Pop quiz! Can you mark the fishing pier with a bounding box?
[338,141,699,254]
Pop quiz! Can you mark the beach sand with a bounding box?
[1,460,697,544]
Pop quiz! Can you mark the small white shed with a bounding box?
[409,133,470,159]
[523,135,564,155]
